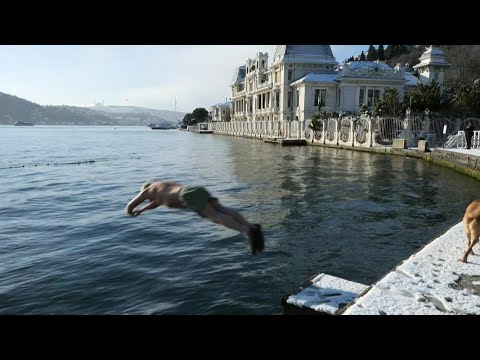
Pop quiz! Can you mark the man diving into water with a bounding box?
[126,181,265,255]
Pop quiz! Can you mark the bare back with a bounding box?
[143,181,185,208]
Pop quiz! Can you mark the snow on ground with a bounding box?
[433,147,480,157]
[343,222,480,315]
[287,274,368,314]
[285,146,480,315]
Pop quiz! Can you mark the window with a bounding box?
[296,90,299,107]
[314,89,327,107]
[367,89,381,108]
[288,70,293,81]
[275,92,280,107]
[358,87,365,106]
[288,91,292,108]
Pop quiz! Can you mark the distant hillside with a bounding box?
[91,104,186,124]
[0,92,182,126]
[0,93,43,124]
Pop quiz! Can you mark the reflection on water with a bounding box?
[1,127,479,314]
[225,137,480,287]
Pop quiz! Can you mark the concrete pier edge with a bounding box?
[336,219,462,315]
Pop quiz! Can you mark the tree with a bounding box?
[385,45,393,59]
[359,51,366,61]
[454,79,480,116]
[374,88,402,116]
[444,45,480,89]
[409,80,450,112]
[181,113,192,127]
[308,107,326,143]
[191,108,208,124]
[377,45,385,61]
[367,45,377,61]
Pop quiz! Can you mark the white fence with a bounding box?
[207,115,480,149]
[209,116,377,148]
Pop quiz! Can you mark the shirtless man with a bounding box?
[125,181,265,255]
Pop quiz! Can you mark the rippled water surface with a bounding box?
[1,126,479,314]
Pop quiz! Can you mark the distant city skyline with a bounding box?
[0,45,369,113]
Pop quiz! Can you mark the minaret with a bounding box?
[413,45,451,90]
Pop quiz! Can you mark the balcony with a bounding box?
[233,90,246,97]
[256,81,272,90]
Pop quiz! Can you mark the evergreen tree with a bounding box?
[367,45,377,61]
[308,108,327,143]
[359,51,366,61]
[385,45,397,59]
[191,108,209,124]
[376,88,402,116]
[455,79,480,116]
[182,113,192,126]
[377,45,385,61]
[410,80,450,112]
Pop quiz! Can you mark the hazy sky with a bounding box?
[0,45,369,113]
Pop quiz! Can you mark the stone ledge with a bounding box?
[281,273,368,315]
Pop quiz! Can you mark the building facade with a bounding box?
[226,45,449,126]
[413,45,451,90]
[210,102,231,122]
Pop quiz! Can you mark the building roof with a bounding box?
[342,61,393,71]
[231,65,246,85]
[405,73,420,87]
[336,60,405,81]
[212,102,230,108]
[274,45,334,58]
[413,45,451,69]
[290,73,338,86]
[273,45,338,65]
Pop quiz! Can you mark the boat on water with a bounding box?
[14,121,34,126]
[148,123,175,130]
[148,97,179,130]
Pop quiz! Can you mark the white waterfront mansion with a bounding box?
[228,45,449,125]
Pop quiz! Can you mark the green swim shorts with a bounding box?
[178,185,217,215]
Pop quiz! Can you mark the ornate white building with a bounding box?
[413,45,451,89]
[227,45,449,125]
[210,102,231,122]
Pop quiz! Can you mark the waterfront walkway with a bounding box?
[282,145,480,315]
[340,221,480,315]
[340,148,480,315]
